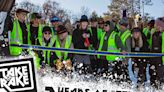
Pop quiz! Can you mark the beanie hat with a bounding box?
[104,21,110,26]
[42,26,52,33]
[80,15,88,22]
[51,16,61,22]
[132,27,141,33]
[16,8,29,14]
[148,19,155,25]
[57,25,67,34]
[119,17,128,27]
[31,12,41,19]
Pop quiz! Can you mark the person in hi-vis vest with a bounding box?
[97,21,126,74]
[35,26,55,70]
[142,20,156,49]
[9,8,29,56]
[119,18,131,52]
[149,23,164,87]
[51,25,73,71]
[118,18,131,81]
[50,16,62,36]
[27,12,43,45]
[88,17,104,72]
[97,18,104,30]
[89,17,103,50]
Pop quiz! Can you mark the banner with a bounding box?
[0,57,37,92]
[10,44,164,57]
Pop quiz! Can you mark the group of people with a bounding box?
[4,8,164,88]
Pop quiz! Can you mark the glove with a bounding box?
[63,59,72,71]
[55,59,64,71]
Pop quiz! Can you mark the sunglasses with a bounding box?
[104,24,109,27]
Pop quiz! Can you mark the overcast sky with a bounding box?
[17,0,164,19]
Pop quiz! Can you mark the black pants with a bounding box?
[112,61,129,82]
[149,57,162,86]
[132,58,148,84]
[158,64,164,83]
[90,55,99,73]
[97,59,109,74]
[97,59,129,82]
[72,55,92,74]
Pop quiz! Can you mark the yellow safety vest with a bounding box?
[120,29,131,47]
[9,20,23,55]
[89,27,103,40]
[38,37,55,65]
[55,35,72,61]
[162,32,164,64]
[27,24,43,45]
[97,31,120,62]
[143,27,155,48]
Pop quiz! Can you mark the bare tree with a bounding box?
[17,0,70,24]
[19,0,42,13]
[71,14,79,23]
[42,0,53,20]
[80,6,90,17]
[90,11,98,18]
[107,0,130,17]
[20,1,34,12]
[32,5,42,13]
[105,0,153,19]
[56,9,67,20]
[63,19,72,34]
[42,0,70,22]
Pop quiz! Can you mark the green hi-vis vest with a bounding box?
[29,51,41,70]
[162,32,164,64]
[143,27,149,37]
[38,37,55,65]
[120,30,131,47]
[50,27,56,37]
[98,28,104,40]
[88,27,103,40]
[9,20,23,55]
[27,24,43,45]
[116,24,120,31]
[97,31,120,62]
[149,28,155,48]
[55,35,72,61]
[143,27,156,48]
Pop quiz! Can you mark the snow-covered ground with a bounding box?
[0,56,164,92]
[37,70,131,92]
[36,61,164,92]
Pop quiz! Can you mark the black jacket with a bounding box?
[150,31,162,64]
[131,32,150,62]
[151,31,162,53]
[29,25,39,45]
[72,28,92,49]
[131,33,149,52]
[90,27,99,50]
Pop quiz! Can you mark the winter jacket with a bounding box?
[72,28,92,50]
